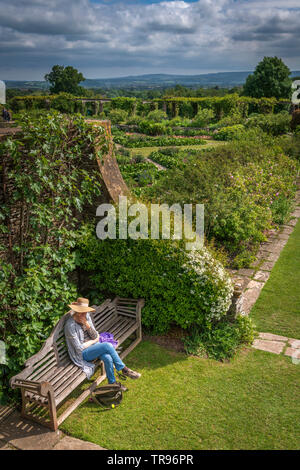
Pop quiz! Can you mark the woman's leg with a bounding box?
[82,342,126,381]
[99,353,115,384]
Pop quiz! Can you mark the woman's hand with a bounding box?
[93,334,100,344]
[74,313,90,328]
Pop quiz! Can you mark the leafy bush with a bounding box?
[168,116,192,127]
[183,315,257,361]
[50,92,76,113]
[245,112,291,136]
[127,115,144,125]
[277,132,300,162]
[149,150,185,169]
[215,124,245,141]
[118,161,160,188]
[138,120,170,136]
[108,109,129,124]
[192,108,215,127]
[76,229,234,335]
[270,194,294,225]
[216,112,245,128]
[146,110,168,122]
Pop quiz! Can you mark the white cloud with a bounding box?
[0,0,299,79]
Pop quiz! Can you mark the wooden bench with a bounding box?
[10,297,144,431]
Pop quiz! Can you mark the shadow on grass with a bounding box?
[57,339,188,419]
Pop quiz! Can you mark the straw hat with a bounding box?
[68,297,95,314]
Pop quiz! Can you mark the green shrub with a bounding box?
[215,124,245,141]
[98,111,107,120]
[50,92,76,113]
[108,109,128,124]
[183,315,257,361]
[146,110,168,122]
[192,108,215,127]
[216,112,245,128]
[127,115,143,125]
[118,161,160,187]
[138,120,170,136]
[270,194,294,225]
[278,132,300,162]
[76,229,234,335]
[149,150,185,169]
[169,116,191,127]
[245,112,290,136]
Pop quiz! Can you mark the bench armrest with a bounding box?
[10,378,54,397]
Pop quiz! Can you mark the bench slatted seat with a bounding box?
[10,297,144,431]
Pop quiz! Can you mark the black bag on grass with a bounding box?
[90,383,123,410]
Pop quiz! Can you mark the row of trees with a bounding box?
[41,57,297,100]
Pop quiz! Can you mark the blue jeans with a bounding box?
[82,342,125,384]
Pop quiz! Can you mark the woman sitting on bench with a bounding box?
[64,298,141,392]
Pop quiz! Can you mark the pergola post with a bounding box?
[192,102,198,117]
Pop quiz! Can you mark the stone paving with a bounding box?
[0,408,105,450]
[253,332,300,360]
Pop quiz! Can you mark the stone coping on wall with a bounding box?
[228,177,300,317]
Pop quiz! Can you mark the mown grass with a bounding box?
[61,341,299,450]
[251,218,300,338]
[128,141,223,157]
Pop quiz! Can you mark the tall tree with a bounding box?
[45,65,85,95]
[243,57,292,99]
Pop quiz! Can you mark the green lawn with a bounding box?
[61,342,299,450]
[251,218,300,339]
[128,141,223,157]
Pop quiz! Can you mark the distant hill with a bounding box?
[5,71,300,90]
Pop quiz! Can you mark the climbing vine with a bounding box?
[0,111,107,399]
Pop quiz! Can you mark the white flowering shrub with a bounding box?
[77,230,233,334]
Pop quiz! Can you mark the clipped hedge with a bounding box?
[9,93,289,120]
[76,230,234,334]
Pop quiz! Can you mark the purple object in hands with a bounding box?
[99,332,118,349]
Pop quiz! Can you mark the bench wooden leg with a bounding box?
[20,388,58,431]
[48,391,58,431]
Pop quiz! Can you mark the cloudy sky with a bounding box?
[0,0,299,80]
